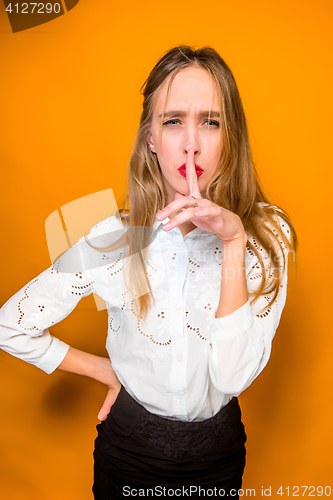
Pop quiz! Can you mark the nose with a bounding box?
[183,125,200,157]
[184,146,199,157]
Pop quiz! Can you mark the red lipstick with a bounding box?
[178,163,204,177]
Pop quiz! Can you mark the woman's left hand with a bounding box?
[156,148,247,246]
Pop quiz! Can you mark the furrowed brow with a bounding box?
[158,110,186,118]
[158,110,220,118]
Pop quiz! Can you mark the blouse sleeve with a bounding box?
[208,218,291,395]
[0,240,96,373]
[0,215,124,374]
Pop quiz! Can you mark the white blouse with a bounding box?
[0,212,290,421]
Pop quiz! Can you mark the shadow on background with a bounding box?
[41,374,88,417]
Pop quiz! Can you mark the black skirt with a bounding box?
[93,386,246,499]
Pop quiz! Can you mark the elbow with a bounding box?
[210,363,259,395]
[209,340,270,395]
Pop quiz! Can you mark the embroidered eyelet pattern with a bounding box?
[256,309,272,319]
[249,273,262,281]
[187,322,207,341]
[120,293,127,311]
[247,232,281,319]
[146,260,157,278]
[252,239,263,252]
[214,247,222,255]
[108,314,120,332]
[106,294,128,332]
[131,301,171,346]
[188,258,200,274]
[250,267,274,284]
[256,295,273,318]
[17,280,40,331]
[71,280,95,296]
[185,311,207,341]
[246,246,255,257]
[172,253,177,260]
[106,253,124,275]
[50,261,60,274]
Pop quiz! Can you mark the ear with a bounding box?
[147,132,156,153]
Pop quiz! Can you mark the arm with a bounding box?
[0,262,87,374]
[157,148,249,318]
[58,347,121,420]
[208,228,290,395]
[215,235,248,318]
[0,217,123,419]
[0,263,121,420]
[156,149,290,396]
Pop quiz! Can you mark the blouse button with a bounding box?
[175,303,181,311]
[177,398,185,405]
[176,354,183,362]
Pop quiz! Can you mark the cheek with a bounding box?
[158,138,175,164]
[212,139,223,162]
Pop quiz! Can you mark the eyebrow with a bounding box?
[158,110,220,119]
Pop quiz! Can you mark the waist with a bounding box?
[106,385,243,434]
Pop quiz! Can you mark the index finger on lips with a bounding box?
[186,147,201,199]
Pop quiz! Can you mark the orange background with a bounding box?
[1,0,332,498]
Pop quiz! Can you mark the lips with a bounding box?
[178,163,204,177]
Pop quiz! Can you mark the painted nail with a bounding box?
[163,222,171,230]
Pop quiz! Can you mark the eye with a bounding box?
[163,119,181,126]
[204,120,220,127]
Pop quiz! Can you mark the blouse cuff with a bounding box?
[35,334,70,374]
[211,300,254,340]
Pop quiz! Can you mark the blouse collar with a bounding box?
[153,216,213,239]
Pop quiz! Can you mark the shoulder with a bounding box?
[82,214,128,249]
[56,215,125,274]
[87,214,124,239]
[245,203,291,267]
[255,202,292,244]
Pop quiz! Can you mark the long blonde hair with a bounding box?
[116,45,298,318]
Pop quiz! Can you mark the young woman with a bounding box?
[0,46,297,499]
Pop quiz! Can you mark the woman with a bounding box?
[0,46,297,499]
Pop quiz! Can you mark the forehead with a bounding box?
[154,66,219,112]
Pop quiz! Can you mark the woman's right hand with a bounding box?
[97,385,121,421]
[58,347,121,421]
[97,357,121,421]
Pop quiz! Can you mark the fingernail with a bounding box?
[156,211,164,219]
[195,210,203,216]
[163,222,170,230]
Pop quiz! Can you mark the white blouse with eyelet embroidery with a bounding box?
[0,211,291,422]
